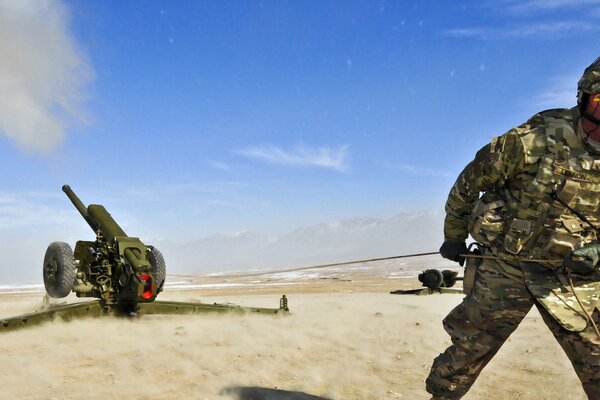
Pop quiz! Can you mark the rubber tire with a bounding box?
[148,246,166,292]
[418,269,444,290]
[43,242,76,298]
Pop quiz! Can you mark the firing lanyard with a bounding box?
[168,251,565,279]
[165,248,600,339]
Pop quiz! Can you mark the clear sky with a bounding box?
[0,0,599,281]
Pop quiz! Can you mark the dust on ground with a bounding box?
[0,264,588,400]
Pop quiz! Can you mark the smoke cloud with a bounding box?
[0,0,92,151]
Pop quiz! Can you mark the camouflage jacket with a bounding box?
[445,107,600,331]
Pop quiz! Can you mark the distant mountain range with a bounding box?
[155,212,445,274]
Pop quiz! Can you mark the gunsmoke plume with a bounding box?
[0,0,92,151]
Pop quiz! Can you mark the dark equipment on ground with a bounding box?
[390,269,464,295]
[1,185,288,332]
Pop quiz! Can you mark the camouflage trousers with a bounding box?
[425,261,600,400]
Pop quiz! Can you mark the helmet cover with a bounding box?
[578,57,600,94]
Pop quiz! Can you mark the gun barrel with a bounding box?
[87,205,127,240]
[62,185,99,232]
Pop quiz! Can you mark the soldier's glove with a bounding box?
[439,239,468,267]
[564,241,600,275]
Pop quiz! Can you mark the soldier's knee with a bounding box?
[442,304,468,331]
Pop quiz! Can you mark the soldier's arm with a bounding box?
[443,117,542,241]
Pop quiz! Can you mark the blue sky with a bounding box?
[0,0,599,281]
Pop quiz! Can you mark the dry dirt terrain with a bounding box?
[0,260,589,400]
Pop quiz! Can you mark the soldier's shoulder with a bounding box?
[536,107,576,121]
[496,113,543,146]
[519,109,563,132]
[501,110,558,162]
[492,109,574,163]
[512,108,572,131]
[529,107,577,141]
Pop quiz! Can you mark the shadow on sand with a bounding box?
[220,386,332,400]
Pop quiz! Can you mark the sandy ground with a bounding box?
[0,266,590,400]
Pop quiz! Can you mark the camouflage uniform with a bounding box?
[426,107,600,399]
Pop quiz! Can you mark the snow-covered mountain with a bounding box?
[155,212,445,273]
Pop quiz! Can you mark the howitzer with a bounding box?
[43,185,166,312]
[1,185,289,332]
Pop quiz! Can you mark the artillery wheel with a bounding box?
[43,242,76,298]
[148,246,166,292]
[418,269,444,290]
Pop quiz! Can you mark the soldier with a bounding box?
[427,58,600,400]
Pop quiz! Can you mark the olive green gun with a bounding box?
[43,185,165,312]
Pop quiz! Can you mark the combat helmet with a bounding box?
[578,57,600,120]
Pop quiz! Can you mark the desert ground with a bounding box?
[0,257,589,400]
